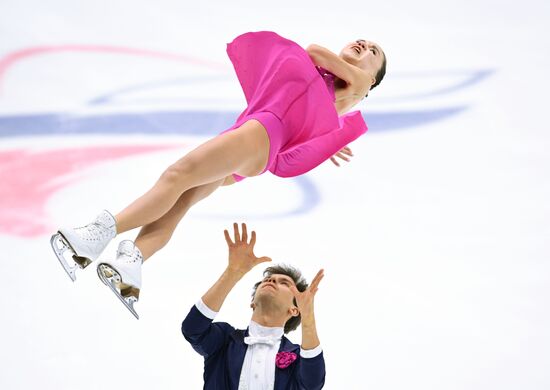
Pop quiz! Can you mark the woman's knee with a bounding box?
[160,158,198,185]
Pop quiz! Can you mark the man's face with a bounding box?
[340,39,385,81]
[253,274,298,313]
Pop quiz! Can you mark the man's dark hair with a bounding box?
[251,264,308,334]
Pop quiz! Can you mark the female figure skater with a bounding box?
[50,31,386,318]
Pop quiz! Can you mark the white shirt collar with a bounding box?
[248,320,284,339]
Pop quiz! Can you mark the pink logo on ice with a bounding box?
[275,351,297,369]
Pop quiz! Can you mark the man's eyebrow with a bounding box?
[263,275,296,284]
[277,276,295,284]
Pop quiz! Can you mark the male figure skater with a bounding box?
[182,223,325,389]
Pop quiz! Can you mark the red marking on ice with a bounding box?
[0,145,179,237]
[0,44,226,92]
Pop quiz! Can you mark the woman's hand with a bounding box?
[224,223,271,278]
[330,146,353,167]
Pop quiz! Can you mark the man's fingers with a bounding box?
[241,223,248,243]
[311,275,324,290]
[233,222,240,242]
[330,156,340,167]
[250,230,256,247]
[224,229,234,245]
[310,269,325,289]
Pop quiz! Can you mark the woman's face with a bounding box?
[340,39,385,80]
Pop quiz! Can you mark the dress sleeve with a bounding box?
[271,111,367,178]
[181,304,235,358]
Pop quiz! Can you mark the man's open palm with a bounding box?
[290,269,324,315]
[224,223,272,277]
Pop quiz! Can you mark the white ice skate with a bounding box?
[97,240,143,319]
[50,210,117,281]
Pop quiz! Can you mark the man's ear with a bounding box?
[250,302,256,310]
[289,306,300,318]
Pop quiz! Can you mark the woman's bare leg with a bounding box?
[134,177,228,260]
[114,120,269,234]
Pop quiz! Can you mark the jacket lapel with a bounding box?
[227,328,249,389]
[274,336,300,390]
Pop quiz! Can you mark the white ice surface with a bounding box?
[1,0,549,389]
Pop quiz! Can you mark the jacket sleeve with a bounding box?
[271,111,367,178]
[298,351,326,390]
[181,305,235,358]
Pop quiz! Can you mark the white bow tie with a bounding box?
[244,335,280,346]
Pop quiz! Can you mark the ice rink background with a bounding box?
[1,0,549,389]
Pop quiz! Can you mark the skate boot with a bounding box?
[50,210,117,281]
[97,240,143,319]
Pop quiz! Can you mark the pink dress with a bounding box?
[221,31,368,181]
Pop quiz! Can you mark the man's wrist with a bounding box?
[223,266,248,282]
[195,299,218,319]
[301,312,316,325]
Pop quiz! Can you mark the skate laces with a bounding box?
[117,241,143,264]
[74,210,116,242]
[75,221,113,241]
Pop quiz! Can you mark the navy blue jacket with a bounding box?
[182,305,326,389]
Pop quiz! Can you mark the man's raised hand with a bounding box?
[290,269,324,317]
[224,223,272,278]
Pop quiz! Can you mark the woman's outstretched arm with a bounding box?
[271,111,367,178]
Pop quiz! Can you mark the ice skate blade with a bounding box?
[50,233,91,282]
[97,263,140,320]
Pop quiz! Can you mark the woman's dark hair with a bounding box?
[364,52,387,98]
[371,51,387,90]
[251,264,308,333]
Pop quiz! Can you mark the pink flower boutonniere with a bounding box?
[276,351,297,369]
